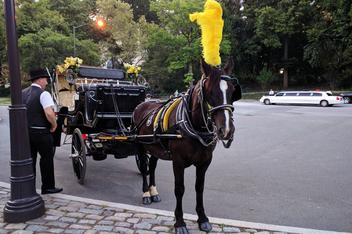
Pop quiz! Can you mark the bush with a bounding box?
[256,67,274,89]
[0,86,10,97]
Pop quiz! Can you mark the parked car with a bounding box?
[259,91,344,107]
[339,92,352,104]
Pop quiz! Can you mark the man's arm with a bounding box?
[44,107,57,133]
[40,91,57,132]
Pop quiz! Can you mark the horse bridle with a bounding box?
[199,75,235,148]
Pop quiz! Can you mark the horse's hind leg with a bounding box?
[195,162,212,232]
[173,161,188,234]
[149,156,161,202]
[138,148,151,205]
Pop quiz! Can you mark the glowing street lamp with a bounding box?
[96,18,106,30]
[73,18,106,56]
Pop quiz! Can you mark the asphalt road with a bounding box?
[0,102,351,232]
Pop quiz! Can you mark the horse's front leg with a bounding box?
[173,160,188,234]
[138,148,152,205]
[149,155,161,202]
[195,160,212,232]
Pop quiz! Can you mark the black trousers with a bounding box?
[29,129,55,190]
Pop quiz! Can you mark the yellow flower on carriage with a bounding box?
[124,63,141,76]
[57,57,83,74]
[189,0,224,66]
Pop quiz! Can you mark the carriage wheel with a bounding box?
[135,154,149,175]
[71,128,86,184]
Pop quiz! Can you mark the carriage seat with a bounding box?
[56,74,76,111]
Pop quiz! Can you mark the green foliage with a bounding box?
[2,0,352,94]
[17,0,69,36]
[183,72,194,87]
[256,67,274,89]
[19,29,100,72]
[0,3,6,61]
[304,0,352,88]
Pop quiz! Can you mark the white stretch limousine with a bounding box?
[259,91,344,107]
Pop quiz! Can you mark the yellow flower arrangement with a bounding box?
[57,57,83,74]
[189,0,224,66]
[124,63,141,76]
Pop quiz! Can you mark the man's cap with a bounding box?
[29,68,50,81]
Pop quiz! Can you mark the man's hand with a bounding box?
[50,124,57,133]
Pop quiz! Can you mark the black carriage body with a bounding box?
[74,83,146,132]
[53,66,146,158]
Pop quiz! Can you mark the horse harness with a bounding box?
[149,75,236,152]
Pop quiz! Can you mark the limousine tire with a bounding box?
[264,99,271,105]
[320,100,328,107]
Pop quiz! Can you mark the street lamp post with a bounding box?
[73,24,86,57]
[3,0,45,222]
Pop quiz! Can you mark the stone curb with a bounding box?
[0,182,348,234]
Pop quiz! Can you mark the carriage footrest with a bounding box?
[96,134,182,141]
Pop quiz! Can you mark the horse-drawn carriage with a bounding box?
[50,58,242,234]
[51,64,151,184]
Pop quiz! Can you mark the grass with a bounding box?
[241,92,266,101]
[0,97,11,105]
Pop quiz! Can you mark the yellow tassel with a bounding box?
[190,0,223,66]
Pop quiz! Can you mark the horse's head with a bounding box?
[200,58,241,147]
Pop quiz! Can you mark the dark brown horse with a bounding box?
[132,59,241,234]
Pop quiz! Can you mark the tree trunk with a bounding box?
[283,38,288,89]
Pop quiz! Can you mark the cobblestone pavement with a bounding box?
[0,184,344,234]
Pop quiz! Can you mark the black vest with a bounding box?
[22,85,51,128]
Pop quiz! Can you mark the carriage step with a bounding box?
[97,134,182,141]
[69,153,79,158]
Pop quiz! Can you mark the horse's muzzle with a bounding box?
[217,126,234,141]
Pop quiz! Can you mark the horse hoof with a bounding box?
[175,226,189,234]
[199,221,212,232]
[142,197,152,205]
[151,194,161,202]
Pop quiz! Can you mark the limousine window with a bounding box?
[298,92,311,96]
[312,93,322,96]
[285,93,298,96]
[276,93,284,96]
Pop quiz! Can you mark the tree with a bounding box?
[0,3,7,86]
[304,0,352,89]
[17,0,100,71]
[122,0,158,22]
[19,29,100,72]
[96,0,148,62]
[143,0,231,93]
[17,0,69,36]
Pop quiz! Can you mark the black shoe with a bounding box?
[41,187,63,194]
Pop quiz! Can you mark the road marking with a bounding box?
[0,181,348,234]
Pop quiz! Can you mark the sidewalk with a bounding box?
[0,182,347,234]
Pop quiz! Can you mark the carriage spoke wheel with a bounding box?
[135,154,150,175]
[71,128,86,184]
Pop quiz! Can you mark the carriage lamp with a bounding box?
[279,68,284,74]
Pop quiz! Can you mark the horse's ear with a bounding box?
[200,58,212,77]
[223,57,234,75]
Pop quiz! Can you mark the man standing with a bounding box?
[22,68,62,194]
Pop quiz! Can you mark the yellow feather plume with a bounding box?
[190,0,223,66]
